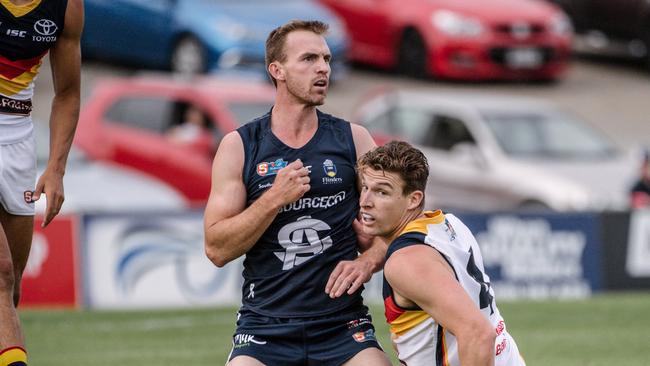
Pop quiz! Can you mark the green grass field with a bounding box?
[21,292,650,365]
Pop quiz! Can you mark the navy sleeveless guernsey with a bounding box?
[237,109,363,318]
[0,0,67,101]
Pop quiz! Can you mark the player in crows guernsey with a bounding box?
[358,141,526,366]
[0,1,82,365]
[204,20,391,365]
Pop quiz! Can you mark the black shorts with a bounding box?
[228,307,383,366]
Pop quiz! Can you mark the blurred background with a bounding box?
[22,0,650,365]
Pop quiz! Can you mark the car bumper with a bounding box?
[429,36,572,81]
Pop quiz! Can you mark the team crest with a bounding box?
[257,159,288,177]
[322,159,337,177]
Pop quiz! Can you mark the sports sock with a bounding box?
[0,347,27,366]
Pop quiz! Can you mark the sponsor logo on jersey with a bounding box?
[257,158,287,177]
[495,320,505,336]
[444,218,457,241]
[6,29,26,37]
[258,182,273,190]
[322,159,343,184]
[233,333,267,349]
[274,216,333,270]
[495,338,507,356]
[352,329,376,343]
[278,191,346,213]
[323,159,337,177]
[34,19,57,36]
[347,317,371,329]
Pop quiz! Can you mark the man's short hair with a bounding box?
[265,20,329,86]
[358,140,429,196]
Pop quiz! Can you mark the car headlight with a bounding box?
[431,10,484,37]
[549,13,573,36]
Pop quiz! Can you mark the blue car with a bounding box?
[82,0,349,77]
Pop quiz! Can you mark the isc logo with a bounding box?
[6,29,26,37]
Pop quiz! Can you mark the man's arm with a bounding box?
[325,123,386,298]
[203,132,310,267]
[385,245,496,366]
[33,0,83,227]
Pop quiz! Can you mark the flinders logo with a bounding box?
[322,159,342,184]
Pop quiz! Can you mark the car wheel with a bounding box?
[397,29,428,78]
[171,36,207,75]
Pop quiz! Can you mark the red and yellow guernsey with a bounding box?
[383,210,526,366]
[0,0,67,143]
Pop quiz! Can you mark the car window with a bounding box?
[482,111,617,159]
[227,102,273,126]
[363,108,392,134]
[422,115,475,151]
[104,97,176,134]
[389,108,475,151]
[390,107,432,143]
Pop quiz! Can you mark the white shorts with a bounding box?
[0,134,36,215]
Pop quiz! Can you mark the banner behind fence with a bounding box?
[21,209,650,309]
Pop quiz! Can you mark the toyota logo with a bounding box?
[34,19,57,36]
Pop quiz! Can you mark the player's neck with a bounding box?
[386,208,425,243]
[270,103,318,148]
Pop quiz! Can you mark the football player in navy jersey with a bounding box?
[0,1,83,365]
[204,20,391,366]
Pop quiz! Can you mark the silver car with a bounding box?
[354,90,639,212]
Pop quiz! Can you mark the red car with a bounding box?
[75,76,276,206]
[320,0,573,81]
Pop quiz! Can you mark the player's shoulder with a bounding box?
[61,0,84,38]
[386,231,428,261]
[316,109,350,125]
[212,132,244,177]
[237,110,271,138]
[221,131,243,147]
[314,109,372,136]
[64,0,84,18]
[215,131,244,159]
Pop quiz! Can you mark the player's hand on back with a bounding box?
[266,159,310,207]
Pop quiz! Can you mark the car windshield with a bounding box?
[482,110,618,159]
[227,102,273,126]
